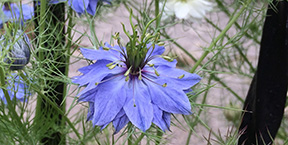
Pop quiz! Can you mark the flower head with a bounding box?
[0,3,34,28]
[0,73,31,104]
[50,0,112,15]
[73,35,201,132]
[0,29,31,70]
[161,0,213,21]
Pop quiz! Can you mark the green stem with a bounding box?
[127,123,134,145]
[133,133,145,145]
[156,130,163,145]
[19,72,84,145]
[0,68,23,132]
[38,0,47,62]
[205,18,256,72]
[190,0,253,73]
[185,68,213,145]
[35,0,47,128]
[155,0,160,30]
[161,31,243,102]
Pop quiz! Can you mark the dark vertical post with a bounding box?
[34,1,66,144]
[238,1,288,144]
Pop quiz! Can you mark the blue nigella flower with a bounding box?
[0,3,34,28]
[73,42,201,133]
[50,0,112,15]
[0,73,31,104]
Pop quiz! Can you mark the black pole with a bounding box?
[238,1,288,144]
[33,1,66,144]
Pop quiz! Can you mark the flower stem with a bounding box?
[155,0,160,30]
[127,123,133,145]
[19,71,84,145]
[156,130,163,145]
[190,0,253,73]
[133,133,145,145]
[0,67,30,141]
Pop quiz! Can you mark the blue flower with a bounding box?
[73,43,201,133]
[0,73,31,104]
[0,3,34,28]
[50,0,112,15]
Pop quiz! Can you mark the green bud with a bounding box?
[162,83,167,87]
[95,82,99,86]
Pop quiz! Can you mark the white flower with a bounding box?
[161,0,213,21]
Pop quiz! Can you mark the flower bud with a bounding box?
[0,30,31,70]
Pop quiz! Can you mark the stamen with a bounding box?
[125,75,130,82]
[148,63,154,67]
[102,47,110,51]
[106,62,114,67]
[108,64,117,70]
[178,74,185,79]
[153,67,160,76]
[138,68,142,80]
[93,73,123,86]
[161,56,174,62]
[162,83,167,87]
[124,66,132,76]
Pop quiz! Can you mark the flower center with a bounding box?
[178,0,187,2]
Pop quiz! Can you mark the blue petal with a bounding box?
[0,3,34,27]
[152,105,171,131]
[0,73,30,104]
[87,102,94,121]
[146,80,192,115]
[123,79,153,132]
[78,88,97,102]
[80,48,122,62]
[86,0,98,15]
[148,57,177,67]
[73,60,125,96]
[50,0,67,4]
[146,44,165,58]
[92,76,128,126]
[71,0,89,14]
[113,110,129,134]
[153,65,201,90]
[72,60,114,86]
